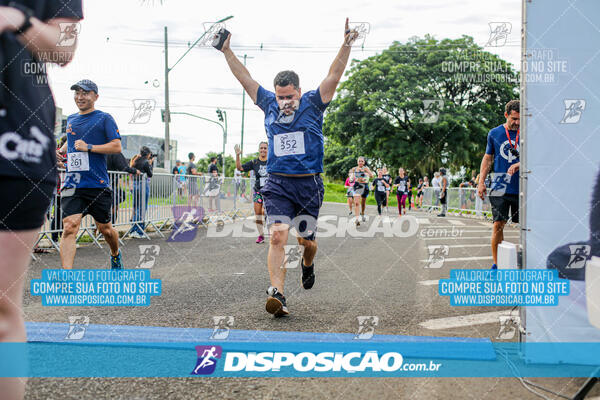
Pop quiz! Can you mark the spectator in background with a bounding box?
[107,151,139,226]
[459,179,470,211]
[431,171,441,208]
[50,135,68,243]
[416,178,424,209]
[437,168,448,217]
[407,178,413,210]
[423,176,430,188]
[177,159,187,198]
[172,160,184,198]
[187,152,202,208]
[234,168,242,198]
[128,146,154,238]
[204,169,223,212]
[208,156,219,174]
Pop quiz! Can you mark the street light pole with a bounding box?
[170,111,226,175]
[222,111,227,177]
[238,54,253,155]
[164,26,170,170]
[162,16,233,170]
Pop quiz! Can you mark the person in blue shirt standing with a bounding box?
[57,80,124,269]
[216,19,359,317]
[477,100,520,269]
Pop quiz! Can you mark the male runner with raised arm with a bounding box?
[216,19,358,316]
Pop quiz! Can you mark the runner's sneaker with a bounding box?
[437,213,446,217]
[361,214,366,222]
[256,235,265,244]
[128,231,144,239]
[301,259,315,290]
[265,287,289,317]
[491,263,498,270]
[111,250,123,270]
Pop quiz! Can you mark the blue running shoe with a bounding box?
[491,263,498,270]
[111,250,123,270]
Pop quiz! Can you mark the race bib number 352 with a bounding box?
[274,131,305,157]
[68,152,90,172]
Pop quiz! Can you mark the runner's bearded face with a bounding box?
[504,110,520,131]
[74,89,97,113]
[275,85,301,116]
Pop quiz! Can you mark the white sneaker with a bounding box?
[129,232,143,239]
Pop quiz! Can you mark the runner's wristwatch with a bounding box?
[8,2,34,34]
[87,144,93,152]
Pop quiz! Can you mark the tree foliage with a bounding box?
[323,35,518,181]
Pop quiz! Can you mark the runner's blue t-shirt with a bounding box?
[255,86,329,174]
[485,124,519,195]
[64,110,121,189]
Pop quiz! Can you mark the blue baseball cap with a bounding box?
[70,79,98,93]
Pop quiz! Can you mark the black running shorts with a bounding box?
[489,194,519,223]
[0,177,55,231]
[61,188,113,224]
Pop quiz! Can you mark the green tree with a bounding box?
[324,35,518,181]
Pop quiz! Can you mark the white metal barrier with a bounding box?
[421,187,493,219]
[36,171,256,250]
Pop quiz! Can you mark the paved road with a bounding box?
[22,203,599,399]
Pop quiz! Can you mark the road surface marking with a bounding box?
[420,256,493,262]
[448,219,466,226]
[420,310,517,330]
[422,236,519,241]
[418,280,439,286]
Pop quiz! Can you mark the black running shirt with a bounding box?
[0,0,83,183]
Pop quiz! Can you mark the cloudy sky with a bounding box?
[48,0,520,163]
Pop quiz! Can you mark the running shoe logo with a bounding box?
[191,345,222,375]
[426,245,449,269]
[560,99,586,124]
[65,316,89,340]
[354,316,379,340]
[138,245,160,268]
[486,22,511,47]
[496,315,520,340]
[129,99,156,124]
[57,23,80,47]
[567,245,590,269]
[282,245,304,269]
[422,100,443,123]
[210,316,234,340]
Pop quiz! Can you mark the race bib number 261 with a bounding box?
[274,131,305,157]
[67,152,90,172]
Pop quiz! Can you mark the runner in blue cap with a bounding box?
[216,18,359,316]
[57,79,124,269]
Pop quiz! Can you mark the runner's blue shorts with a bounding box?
[261,174,324,240]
